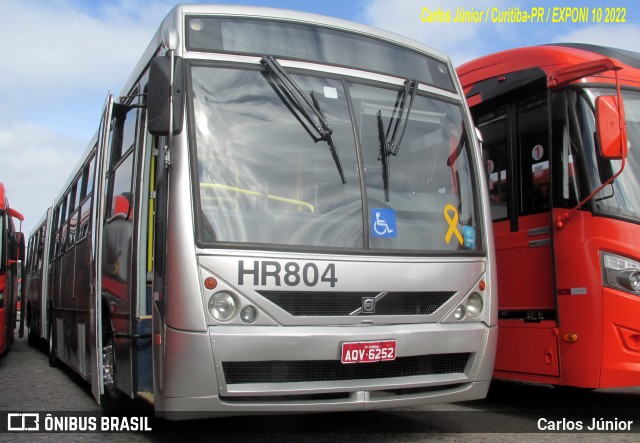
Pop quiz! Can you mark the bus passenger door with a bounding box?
[477,94,559,379]
[101,99,141,399]
[90,94,114,402]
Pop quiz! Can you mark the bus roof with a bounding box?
[457,44,640,101]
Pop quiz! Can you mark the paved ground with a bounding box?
[1,331,639,442]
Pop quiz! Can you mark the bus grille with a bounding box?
[257,291,455,316]
[222,353,470,385]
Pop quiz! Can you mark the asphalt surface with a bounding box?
[1,330,639,442]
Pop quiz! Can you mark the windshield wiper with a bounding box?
[377,79,418,201]
[377,111,391,202]
[387,79,418,156]
[261,56,346,184]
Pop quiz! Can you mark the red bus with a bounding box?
[0,182,24,356]
[458,44,637,388]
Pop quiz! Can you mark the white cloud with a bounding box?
[0,0,174,235]
[0,122,80,235]
[0,0,172,108]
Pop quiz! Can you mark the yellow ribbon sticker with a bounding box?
[443,204,463,245]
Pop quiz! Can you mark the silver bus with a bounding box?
[25,4,497,419]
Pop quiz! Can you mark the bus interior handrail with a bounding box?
[200,182,315,213]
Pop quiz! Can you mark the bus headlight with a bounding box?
[466,293,484,318]
[240,305,258,324]
[454,305,466,320]
[602,252,640,295]
[619,270,640,291]
[208,291,238,321]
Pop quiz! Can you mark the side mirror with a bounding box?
[148,55,184,135]
[8,207,23,222]
[7,208,24,263]
[596,95,627,160]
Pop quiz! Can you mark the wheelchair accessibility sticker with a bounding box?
[371,208,397,238]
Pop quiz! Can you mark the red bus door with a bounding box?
[549,87,631,388]
[477,93,560,381]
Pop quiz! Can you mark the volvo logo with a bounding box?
[362,297,376,314]
[349,292,388,316]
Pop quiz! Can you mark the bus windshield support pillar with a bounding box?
[553,61,628,229]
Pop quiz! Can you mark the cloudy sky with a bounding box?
[1,0,638,236]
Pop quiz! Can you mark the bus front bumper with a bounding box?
[157,322,497,419]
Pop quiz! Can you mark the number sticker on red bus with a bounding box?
[341,340,396,364]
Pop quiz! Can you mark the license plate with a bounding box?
[341,340,396,364]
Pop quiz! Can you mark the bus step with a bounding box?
[137,391,155,405]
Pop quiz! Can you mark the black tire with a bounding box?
[48,320,58,368]
[27,329,37,347]
[27,307,37,347]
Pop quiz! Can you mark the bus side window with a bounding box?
[110,104,139,168]
[108,153,134,220]
[68,179,80,246]
[49,206,59,261]
[59,193,70,254]
[518,98,549,214]
[108,105,138,221]
[37,227,44,270]
[478,109,509,221]
[78,155,95,241]
[26,237,34,272]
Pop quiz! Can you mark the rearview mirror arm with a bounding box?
[556,67,627,230]
[556,156,625,229]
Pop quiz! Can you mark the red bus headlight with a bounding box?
[602,252,640,295]
[617,270,640,292]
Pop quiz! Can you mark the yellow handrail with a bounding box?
[200,183,315,213]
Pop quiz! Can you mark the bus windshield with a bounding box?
[192,65,480,253]
[581,89,640,221]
